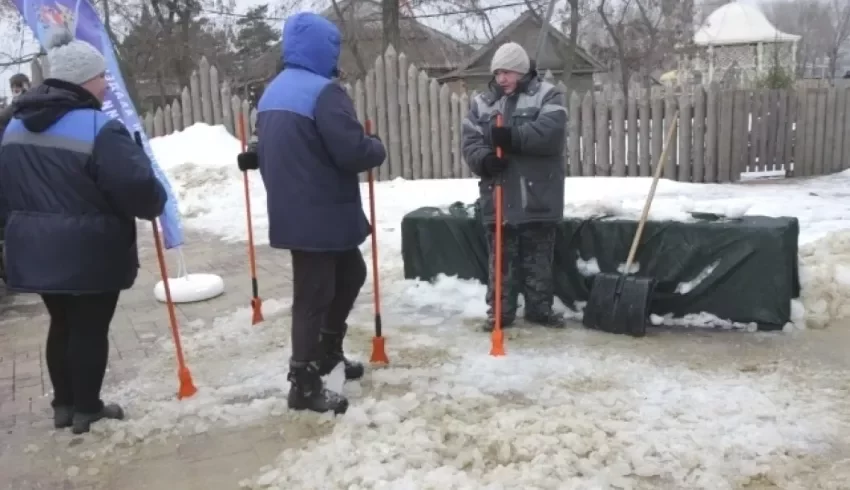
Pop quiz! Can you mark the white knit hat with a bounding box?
[45,27,107,86]
[490,42,530,75]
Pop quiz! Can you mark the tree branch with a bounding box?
[0,51,40,68]
[329,0,366,76]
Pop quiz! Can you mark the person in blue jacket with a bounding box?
[237,12,386,415]
[0,29,167,434]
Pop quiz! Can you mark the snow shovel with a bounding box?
[490,114,506,357]
[582,113,679,337]
[363,120,388,365]
[237,115,264,325]
[133,132,198,399]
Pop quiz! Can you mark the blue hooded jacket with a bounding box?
[0,79,167,293]
[256,12,386,252]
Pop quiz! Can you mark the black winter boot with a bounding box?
[53,405,73,429]
[72,403,125,434]
[287,361,349,415]
[318,327,364,380]
[526,311,566,329]
[480,316,515,332]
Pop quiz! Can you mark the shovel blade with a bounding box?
[583,273,655,337]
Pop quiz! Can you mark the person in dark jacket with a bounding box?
[461,42,568,332]
[0,75,30,278]
[9,73,30,100]
[239,12,385,415]
[0,29,167,434]
[0,74,30,141]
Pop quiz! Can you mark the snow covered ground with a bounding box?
[74,123,850,489]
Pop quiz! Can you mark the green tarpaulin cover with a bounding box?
[401,203,800,329]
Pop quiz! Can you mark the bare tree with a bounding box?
[595,0,658,98]
[381,0,400,50]
[424,0,519,44]
[328,0,367,76]
[825,0,850,78]
[0,51,39,68]
[762,0,845,78]
[561,0,581,87]
[593,0,693,97]
[522,0,584,87]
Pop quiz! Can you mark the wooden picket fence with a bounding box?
[569,85,850,181]
[136,57,255,143]
[30,49,850,181]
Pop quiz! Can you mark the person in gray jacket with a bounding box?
[461,42,568,332]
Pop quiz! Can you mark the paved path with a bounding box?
[0,226,296,490]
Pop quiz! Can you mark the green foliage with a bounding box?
[756,42,794,90]
[234,4,280,59]
[756,64,794,89]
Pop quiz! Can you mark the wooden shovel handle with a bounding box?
[623,112,679,270]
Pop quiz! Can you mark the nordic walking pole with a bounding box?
[133,132,197,399]
[364,120,388,364]
[237,115,264,325]
[490,115,506,357]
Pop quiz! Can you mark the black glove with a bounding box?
[481,153,507,177]
[237,151,259,171]
[490,126,514,152]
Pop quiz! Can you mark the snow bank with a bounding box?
[149,123,253,227]
[797,230,850,328]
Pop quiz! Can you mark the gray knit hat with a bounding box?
[45,28,107,86]
[490,42,530,75]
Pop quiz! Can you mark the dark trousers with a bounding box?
[41,292,120,414]
[290,248,367,362]
[484,222,558,322]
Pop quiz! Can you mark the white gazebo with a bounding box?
[689,1,800,86]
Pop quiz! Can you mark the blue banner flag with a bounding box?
[12,0,185,249]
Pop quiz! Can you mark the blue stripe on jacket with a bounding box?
[0,81,167,294]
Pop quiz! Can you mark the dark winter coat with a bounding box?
[461,75,568,225]
[0,101,16,235]
[0,103,15,137]
[0,79,167,293]
[256,12,386,251]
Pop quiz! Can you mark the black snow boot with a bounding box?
[526,311,566,329]
[53,405,73,429]
[318,327,364,380]
[480,317,515,332]
[72,403,125,435]
[287,360,349,415]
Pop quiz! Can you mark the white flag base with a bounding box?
[152,248,225,303]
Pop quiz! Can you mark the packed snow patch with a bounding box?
[675,260,720,295]
[576,257,601,277]
[797,230,850,329]
[234,301,847,490]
